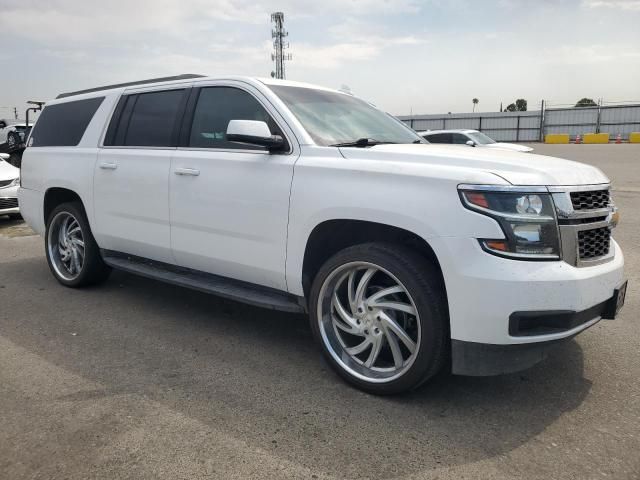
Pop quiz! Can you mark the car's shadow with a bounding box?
[3,261,592,478]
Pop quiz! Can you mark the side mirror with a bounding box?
[226,120,285,152]
[0,153,9,161]
[0,121,6,129]
[466,140,476,147]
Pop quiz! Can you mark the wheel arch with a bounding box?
[43,187,85,225]
[300,219,447,306]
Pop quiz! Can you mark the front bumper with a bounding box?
[428,235,624,373]
[451,286,625,375]
[0,184,19,215]
[430,236,624,345]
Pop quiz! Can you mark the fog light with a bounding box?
[513,224,541,242]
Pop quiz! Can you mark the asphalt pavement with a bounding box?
[1,144,638,479]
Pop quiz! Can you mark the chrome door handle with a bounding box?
[174,167,200,176]
[99,162,118,170]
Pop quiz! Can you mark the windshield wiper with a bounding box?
[330,138,397,148]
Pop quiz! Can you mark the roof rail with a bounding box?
[56,74,206,99]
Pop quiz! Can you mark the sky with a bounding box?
[0,0,639,120]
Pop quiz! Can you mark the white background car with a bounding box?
[419,129,534,152]
[18,75,625,394]
[0,121,29,150]
[0,152,20,218]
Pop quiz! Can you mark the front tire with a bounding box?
[45,202,111,287]
[309,243,448,395]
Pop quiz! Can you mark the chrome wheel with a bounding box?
[317,262,421,383]
[47,212,85,281]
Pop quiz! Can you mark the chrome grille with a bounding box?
[0,197,18,209]
[578,227,611,259]
[570,190,610,210]
[551,184,615,267]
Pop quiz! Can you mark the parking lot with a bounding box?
[1,144,638,479]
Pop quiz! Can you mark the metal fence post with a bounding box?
[596,99,602,134]
[516,115,520,142]
[478,116,483,132]
[539,100,545,142]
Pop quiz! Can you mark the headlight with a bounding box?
[459,186,560,260]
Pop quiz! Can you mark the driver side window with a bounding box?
[188,87,285,150]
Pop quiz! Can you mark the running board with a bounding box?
[101,251,306,314]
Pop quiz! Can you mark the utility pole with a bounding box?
[14,107,18,120]
[271,12,291,80]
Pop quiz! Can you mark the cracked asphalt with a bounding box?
[1,144,638,479]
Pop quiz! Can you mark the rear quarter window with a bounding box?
[29,97,104,147]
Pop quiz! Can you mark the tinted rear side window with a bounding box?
[116,89,185,147]
[29,97,104,147]
[424,133,452,143]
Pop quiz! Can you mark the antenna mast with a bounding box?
[271,12,292,79]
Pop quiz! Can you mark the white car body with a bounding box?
[0,122,28,145]
[0,153,20,215]
[18,76,624,382]
[419,129,534,152]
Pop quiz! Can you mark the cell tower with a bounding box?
[271,12,291,80]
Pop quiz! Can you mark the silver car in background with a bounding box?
[419,129,534,152]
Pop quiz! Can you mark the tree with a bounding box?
[575,98,597,107]
[503,98,527,112]
[472,98,479,112]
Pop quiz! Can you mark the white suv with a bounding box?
[19,75,626,394]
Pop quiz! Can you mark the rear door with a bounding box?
[94,86,189,262]
[168,82,298,290]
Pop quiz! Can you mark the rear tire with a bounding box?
[309,242,448,395]
[8,213,22,220]
[45,202,111,287]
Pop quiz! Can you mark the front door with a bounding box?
[169,84,298,290]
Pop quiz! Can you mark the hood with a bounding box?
[0,159,19,182]
[486,142,534,153]
[338,143,609,186]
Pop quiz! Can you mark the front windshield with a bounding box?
[467,131,496,145]
[269,85,424,146]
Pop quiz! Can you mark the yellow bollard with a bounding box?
[583,133,610,144]
[545,134,570,144]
